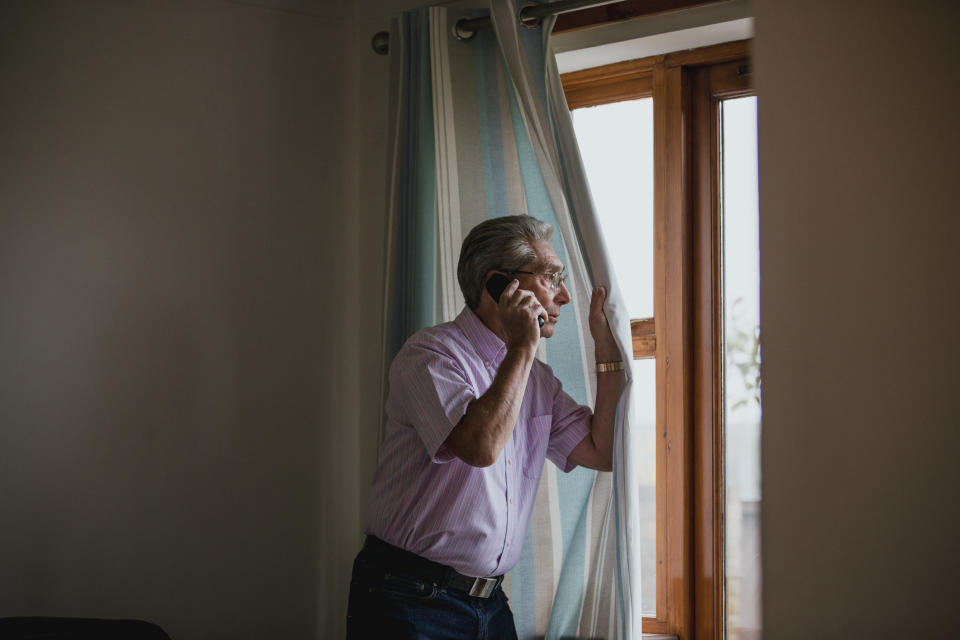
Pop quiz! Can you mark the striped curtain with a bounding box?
[380,2,641,637]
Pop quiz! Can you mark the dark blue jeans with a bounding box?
[345,550,518,640]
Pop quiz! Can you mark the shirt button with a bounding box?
[506,459,511,465]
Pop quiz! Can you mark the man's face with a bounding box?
[514,240,571,338]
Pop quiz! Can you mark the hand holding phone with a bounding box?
[486,273,545,328]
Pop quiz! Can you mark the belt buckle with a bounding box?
[468,576,498,598]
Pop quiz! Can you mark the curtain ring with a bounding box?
[517,3,542,29]
[453,18,477,42]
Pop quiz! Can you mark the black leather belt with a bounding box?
[362,536,503,599]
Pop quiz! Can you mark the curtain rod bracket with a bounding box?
[372,31,389,55]
[518,3,543,29]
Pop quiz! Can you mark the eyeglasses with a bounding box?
[507,269,569,291]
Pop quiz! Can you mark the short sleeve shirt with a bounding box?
[364,306,592,577]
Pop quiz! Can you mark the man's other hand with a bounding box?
[589,286,621,363]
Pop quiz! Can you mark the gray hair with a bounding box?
[457,215,554,309]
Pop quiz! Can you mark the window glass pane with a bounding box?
[572,98,656,617]
[571,99,654,319]
[721,96,761,640]
[631,357,656,617]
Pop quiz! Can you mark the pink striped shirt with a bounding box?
[364,306,591,578]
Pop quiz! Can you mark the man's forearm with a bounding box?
[588,309,626,470]
[588,367,626,470]
[444,345,537,467]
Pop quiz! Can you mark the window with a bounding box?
[564,40,759,639]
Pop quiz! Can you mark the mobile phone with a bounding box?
[485,273,545,327]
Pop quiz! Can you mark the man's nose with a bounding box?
[556,281,571,305]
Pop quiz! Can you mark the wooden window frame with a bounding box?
[692,56,754,640]
[553,0,726,34]
[561,40,752,640]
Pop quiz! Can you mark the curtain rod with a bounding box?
[371,0,628,55]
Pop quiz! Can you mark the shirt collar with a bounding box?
[455,306,507,365]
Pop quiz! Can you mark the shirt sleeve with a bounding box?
[544,369,593,473]
[388,339,478,463]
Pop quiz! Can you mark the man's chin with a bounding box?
[540,320,558,338]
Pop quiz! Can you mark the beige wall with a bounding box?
[0,0,365,637]
[319,0,404,634]
[0,0,411,636]
[755,0,960,637]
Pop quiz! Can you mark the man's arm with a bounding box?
[568,286,626,472]
[444,280,544,467]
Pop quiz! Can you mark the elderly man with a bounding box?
[346,215,625,639]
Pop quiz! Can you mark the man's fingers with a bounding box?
[517,292,543,320]
[507,285,535,308]
[502,279,520,301]
[530,298,546,320]
[591,286,606,313]
[504,286,545,326]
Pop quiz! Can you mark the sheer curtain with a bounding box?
[380,2,641,637]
